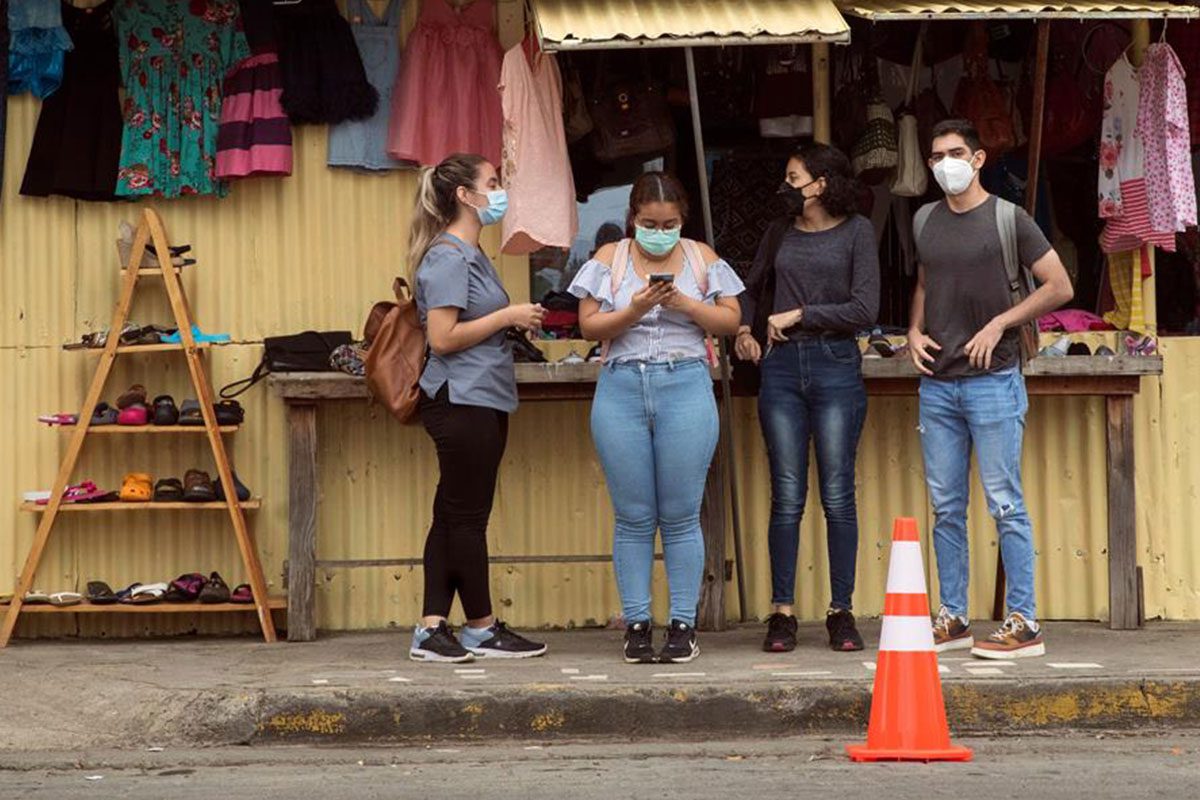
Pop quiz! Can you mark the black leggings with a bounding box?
[420,386,509,620]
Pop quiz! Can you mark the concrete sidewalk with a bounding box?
[3,621,1198,750]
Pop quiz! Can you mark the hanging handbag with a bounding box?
[952,22,1016,157]
[219,330,354,398]
[363,277,427,425]
[588,54,675,163]
[833,51,869,153]
[849,51,898,185]
[892,30,930,198]
[562,61,594,144]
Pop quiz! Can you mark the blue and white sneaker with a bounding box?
[459,620,547,659]
[409,621,474,663]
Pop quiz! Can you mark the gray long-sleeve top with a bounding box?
[740,214,880,339]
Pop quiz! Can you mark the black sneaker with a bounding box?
[826,608,865,651]
[658,619,700,664]
[460,620,547,658]
[624,621,655,664]
[409,621,474,663]
[763,612,798,652]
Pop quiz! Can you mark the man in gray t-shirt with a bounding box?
[908,120,1073,662]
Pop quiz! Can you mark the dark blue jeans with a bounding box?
[758,338,867,609]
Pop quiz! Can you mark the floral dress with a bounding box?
[114,0,249,198]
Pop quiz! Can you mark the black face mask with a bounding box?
[778,179,818,216]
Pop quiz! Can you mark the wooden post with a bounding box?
[812,43,831,144]
[1105,395,1140,630]
[698,402,728,632]
[288,403,320,641]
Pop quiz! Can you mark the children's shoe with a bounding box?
[762,612,798,653]
[658,619,700,664]
[409,621,474,663]
[826,608,865,652]
[459,620,547,659]
[932,605,974,653]
[971,612,1045,660]
[624,621,655,664]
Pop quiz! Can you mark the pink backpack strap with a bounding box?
[600,239,633,364]
[680,239,709,295]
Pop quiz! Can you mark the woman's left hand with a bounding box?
[661,287,698,314]
[767,309,803,342]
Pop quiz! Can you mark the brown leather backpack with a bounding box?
[364,277,425,424]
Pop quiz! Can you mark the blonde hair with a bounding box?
[407,154,487,281]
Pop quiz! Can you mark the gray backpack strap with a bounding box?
[995,198,1021,295]
[912,201,940,259]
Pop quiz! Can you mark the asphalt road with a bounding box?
[1,734,1197,799]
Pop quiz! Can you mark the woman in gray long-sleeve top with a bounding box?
[735,144,880,656]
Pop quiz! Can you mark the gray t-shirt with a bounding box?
[416,234,517,413]
[772,215,879,336]
[916,196,1052,379]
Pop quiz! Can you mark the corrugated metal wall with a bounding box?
[2,2,1198,637]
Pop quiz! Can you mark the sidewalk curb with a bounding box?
[234,678,1200,746]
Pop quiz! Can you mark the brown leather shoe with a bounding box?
[183,469,216,502]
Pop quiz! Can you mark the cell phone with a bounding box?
[649,273,674,284]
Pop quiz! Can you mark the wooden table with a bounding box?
[271,356,1162,640]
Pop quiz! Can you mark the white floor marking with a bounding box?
[560,668,580,675]
[1047,662,1103,669]
[523,746,544,751]
[454,668,486,674]
[652,672,706,678]
[387,676,413,683]
[458,674,488,680]
[433,749,461,754]
[863,662,877,671]
[311,679,330,685]
[938,665,950,674]
[966,667,1006,676]
[771,671,833,677]
[569,674,609,681]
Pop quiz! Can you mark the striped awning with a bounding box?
[837,0,1199,19]
[531,0,851,50]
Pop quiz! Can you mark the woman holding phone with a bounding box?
[568,172,745,664]
[736,144,879,654]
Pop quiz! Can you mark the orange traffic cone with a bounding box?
[846,517,973,762]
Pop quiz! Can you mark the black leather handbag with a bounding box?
[220,330,353,398]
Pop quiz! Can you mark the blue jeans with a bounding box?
[919,367,1036,620]
[759,338,867,609]
[591,360,719,627]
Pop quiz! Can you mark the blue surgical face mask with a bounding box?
[634,225,681,257]
[472,189,508,226]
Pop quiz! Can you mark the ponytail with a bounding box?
[406,153,487,282]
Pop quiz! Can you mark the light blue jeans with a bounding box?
[919,367,1036,621]
[591,360,720,627]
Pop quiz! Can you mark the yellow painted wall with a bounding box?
[2,2,1198,638]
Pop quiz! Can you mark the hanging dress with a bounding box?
[215,0,292,178]
[21,0,124,200]
[327,0,404,170]
[273,0,377,125]
[1098,53,1176,254]
[7,0,72,98]
[1136,43,1196,236]
[499,44,577,254]
[387,0,503,167]
[114,0,249,198]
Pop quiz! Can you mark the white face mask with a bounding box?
[932,156,977,196]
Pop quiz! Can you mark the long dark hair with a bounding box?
[408,153,487,279]
[625,172,690,236]
[791,144,860,219]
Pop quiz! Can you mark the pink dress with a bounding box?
[1137,43,1197,235]
[500,45,578,255]
[386,0,503,166]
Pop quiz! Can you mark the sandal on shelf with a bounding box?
[48,592,83,607]
[116,384,148,410]
[215,400,244,426]
[119,473,154,503]
[125,583,168,605]
[38,413,78,426]
[199,572,231,604]
[36,482,108,505]
[22,590,51,605]
[153,477,184,502]
[177,399,204,426]
[117,404,150,426]
[115,583,142,603]
[152,395,179,426]
[162,325,231,345]
[214,471,252,503]
[230,584,254,604]
[183,469,216,503]
[86,581,118,605]
[163,573,206,602]
[91,402,119,426]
